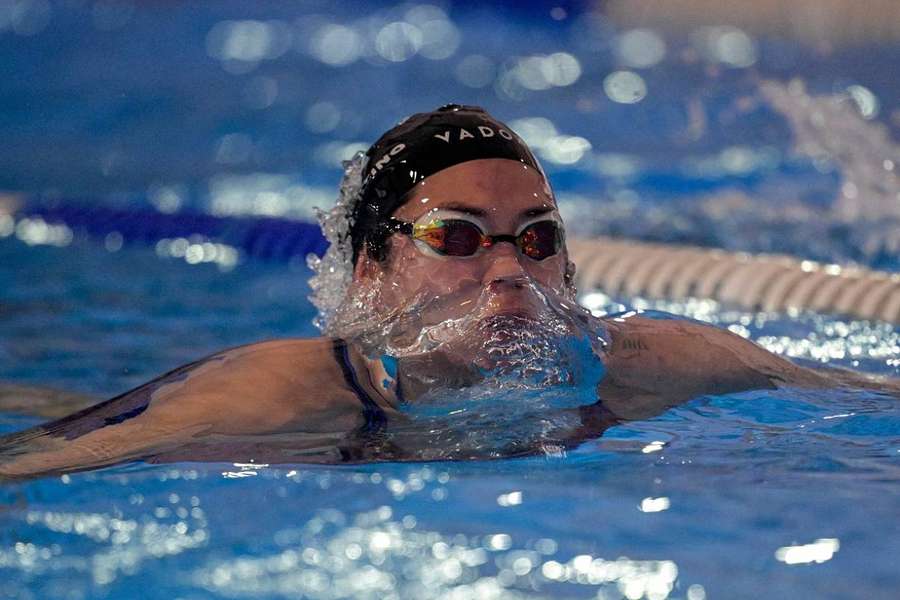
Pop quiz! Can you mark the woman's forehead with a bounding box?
[394,158,556,221]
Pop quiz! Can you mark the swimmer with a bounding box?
[1,104,897,479]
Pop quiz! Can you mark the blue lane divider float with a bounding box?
[16,203,330,262]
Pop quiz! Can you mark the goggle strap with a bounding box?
[385,217,413,235]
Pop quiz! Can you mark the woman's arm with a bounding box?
[0,338,398,480]
[599,314,898,419]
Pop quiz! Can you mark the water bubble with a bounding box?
[508,117,558,147]
[375,22,422,62]
[687,584,707,600]
[544,52,581,86]
[846,85,879,120]
[541,135,591,165]
[638,497,670,513]
[496,491,523,507]
[310,24,362,66]
[0,214,15,237]
[418,19,460,60]
[486,534,512,551]
[306,102,342,133]
[616,29,666,68]
[541,560,564,580]
[692,26,757,68]
[603,70,647,104]
[454,54,495,88]
[534,538,558,555]
[206,20,291,66]
[716,28,757,67]
[775,538,840,565]
[511,53,581,91]
[104,232,123,252]
[404,4,448,25]
[14,217,72,247]
[515,56,553,91]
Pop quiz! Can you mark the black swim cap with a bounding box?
[350,104,546,264]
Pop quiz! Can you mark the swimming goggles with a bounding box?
[384,214,564,260]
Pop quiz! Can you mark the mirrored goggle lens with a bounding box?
[518,220,562,260]
[416,219,485,256]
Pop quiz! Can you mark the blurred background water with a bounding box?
[1,0,899,267]
[1,1,899,599]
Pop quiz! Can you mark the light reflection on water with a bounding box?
[1,382,897,600]
[0,462,720,599]
[581,292,900,374]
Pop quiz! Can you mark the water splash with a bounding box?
[348,273,608,388]
[761,79,900,223]
[306,150,368,334]
[341,273,612,458]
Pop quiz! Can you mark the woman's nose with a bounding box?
[480,242,529,287]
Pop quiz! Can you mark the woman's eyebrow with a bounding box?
[433,202,488,216]
[431,203,555,218]
[521,206,555,218]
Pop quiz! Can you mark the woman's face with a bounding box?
[349,158,571,346]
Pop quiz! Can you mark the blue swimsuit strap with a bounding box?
[330,340,406,462]
[330,339,387,434]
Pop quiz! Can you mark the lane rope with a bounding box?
[9,203,899,324]
[569,237,900,324]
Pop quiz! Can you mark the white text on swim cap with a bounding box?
[369,143,406,177]
[433,126,515,143]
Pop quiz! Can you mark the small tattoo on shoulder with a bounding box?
[619,338,649,352]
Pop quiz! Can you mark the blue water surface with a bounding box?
[2,235,899,600]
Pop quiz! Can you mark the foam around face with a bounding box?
[353,277,612,459]
[328,265,610,401]
[307,150,369,335]
[410,283,606,383]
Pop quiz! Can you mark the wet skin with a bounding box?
[1,160,898,479]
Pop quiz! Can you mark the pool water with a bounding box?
[2,1,900,599]
[2,237,898,599]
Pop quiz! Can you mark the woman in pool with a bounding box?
[1,105,896,478]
